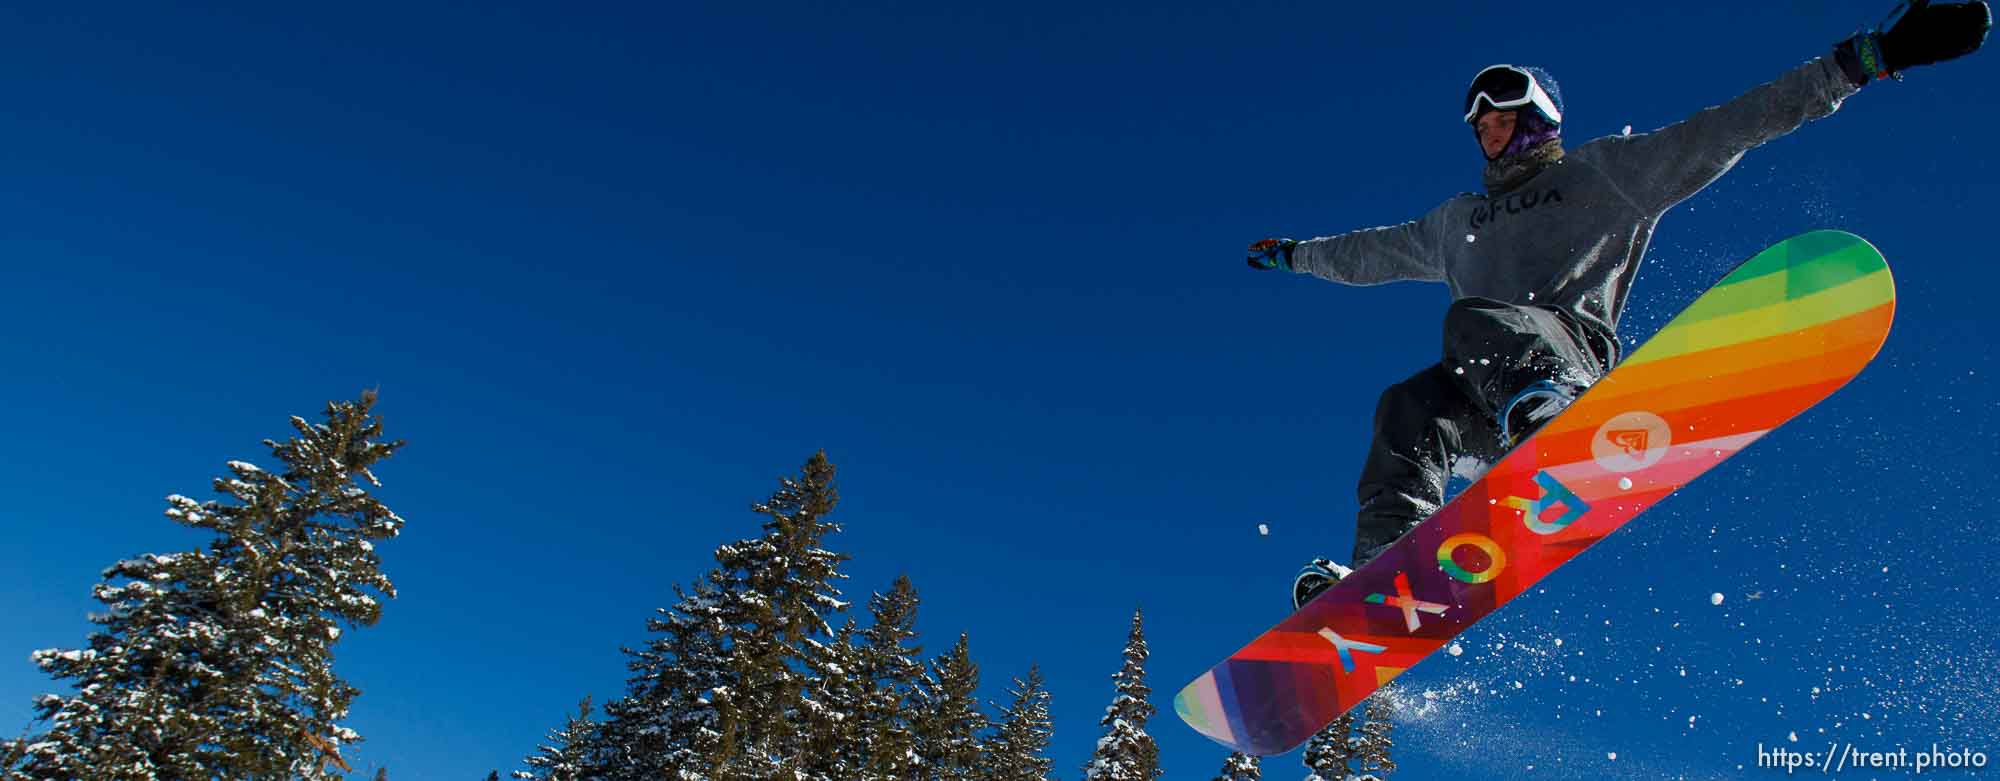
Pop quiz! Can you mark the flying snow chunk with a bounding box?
[1622,125,1633,136]
[1258,523,1269,536]
[1618,477,1633,491]
[1465,233,1477,243]
[1447,643,1464,657]
[1711,592,1725,606]
[1788,731,1799,742]
[1608,752,1618,761]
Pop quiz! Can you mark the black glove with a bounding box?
[1885,0,1992,69]
[1837,0,1992,85]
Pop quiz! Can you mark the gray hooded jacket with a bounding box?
[1289,57,1860,339]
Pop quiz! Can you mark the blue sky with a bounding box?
[1,2,1995,778]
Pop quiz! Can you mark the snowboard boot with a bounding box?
[1291,558,1355,611]
[1498,379,1581,450]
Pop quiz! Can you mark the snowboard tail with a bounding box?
[1175,230,1895,755]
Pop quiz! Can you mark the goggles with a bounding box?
[1463,64,1562,126]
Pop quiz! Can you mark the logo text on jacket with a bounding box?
[1469,188,1564,231]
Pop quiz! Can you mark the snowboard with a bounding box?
[1175,230,1896,756]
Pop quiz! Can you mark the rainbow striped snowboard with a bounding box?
[1175,230,1896,755]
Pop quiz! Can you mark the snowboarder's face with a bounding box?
[1475,110,1517,161]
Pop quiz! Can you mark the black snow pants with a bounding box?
[1351,297,1620,565]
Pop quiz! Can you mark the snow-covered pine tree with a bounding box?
[909,634,986,781]
[1300,710,1357,781]
[2,392,404,781]
[983,665,1054,781]
[513,695,601,781]
[1081,609,1160,781]
[704,451,851,779]
[596,452,851,780]
[854,575,924,779]
[593,577,730,778]
[1210,752,1259,781]
[1353,692,1396,779]
[796,619,866,780]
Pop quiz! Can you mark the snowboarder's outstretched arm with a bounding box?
[1588,1,1990,217]
[1245,204,1456,286]
[1582,59,1856,217]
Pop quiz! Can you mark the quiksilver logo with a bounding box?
[1469,188,1563,230]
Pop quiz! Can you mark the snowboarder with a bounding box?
[1248,2,1992,610]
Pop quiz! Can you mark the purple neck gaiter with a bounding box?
[1495,111,1561,160]
[1481,110,1567,194]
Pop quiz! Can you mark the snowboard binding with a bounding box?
[1498,379,1581,449]
[1291,558,1355,611]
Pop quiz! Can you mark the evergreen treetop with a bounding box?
[3,392,404,780]
[1081,609,1160,781]
[985,665,1055,781]
[1210,751,1260,781]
